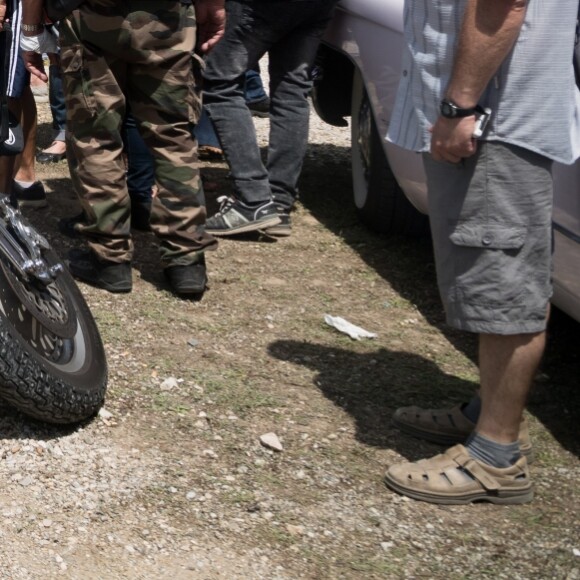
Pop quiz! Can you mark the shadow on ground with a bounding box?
[298,142,580,458]
[268,339,475,462]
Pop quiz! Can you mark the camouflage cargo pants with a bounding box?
[59,0,216,266]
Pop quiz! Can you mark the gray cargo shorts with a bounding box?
[423,141,553,335]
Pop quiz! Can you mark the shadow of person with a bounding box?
[298,142,580,458]
[268,339,477,462]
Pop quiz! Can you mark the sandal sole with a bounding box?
[384,475,534,505]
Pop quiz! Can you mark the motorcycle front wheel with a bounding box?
[0,248,107,424]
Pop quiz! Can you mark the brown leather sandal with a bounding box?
[384,444,534,505]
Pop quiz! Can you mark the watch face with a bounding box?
[440,101,456,118]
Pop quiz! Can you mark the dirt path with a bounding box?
[0,98,578,579]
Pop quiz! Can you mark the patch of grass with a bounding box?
[150,394,191,414]
[221,489,255,506]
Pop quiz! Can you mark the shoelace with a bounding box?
[215,195,236,215]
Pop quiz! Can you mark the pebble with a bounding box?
[98,408,113,420]
[259,433,283,452]
[286,524,305,537]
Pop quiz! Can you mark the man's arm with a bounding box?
[195,0,225,54]
[430,0,528,164]
[20,0,56,82]
[21,0,44,28]
[0,0,7,30]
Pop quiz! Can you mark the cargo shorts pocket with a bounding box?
[449,222,527,307]
[60,44,98,117]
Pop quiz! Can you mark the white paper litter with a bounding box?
[324,314,377,340]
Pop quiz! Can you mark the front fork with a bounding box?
[0,195,64,285]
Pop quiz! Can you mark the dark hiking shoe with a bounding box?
[165,256,207,296]
[247,97,270,118]
[12,181,48,209]
[205,196,280,236]
[67,248,132,293]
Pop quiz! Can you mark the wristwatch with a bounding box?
[440,99,478,119]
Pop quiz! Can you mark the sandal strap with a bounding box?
[446,446,501,491]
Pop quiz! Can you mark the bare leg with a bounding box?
[476,331,546,443]
[14,86,38,183]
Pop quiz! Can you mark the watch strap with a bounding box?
[21,23,45,33]
[440,99,482,119]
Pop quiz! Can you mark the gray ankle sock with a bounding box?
[461,395,481,423]
[466,432,521,468]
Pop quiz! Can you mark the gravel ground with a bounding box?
[1,71,578,579]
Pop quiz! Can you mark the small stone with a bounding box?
[186,491,197,500]
[160,377,179,391]
[259,432,283,452]
[51,446,64,458]
[18,476,34,487]
[286,524,304,537]
[42,519,53,528]
[98,408,113,420]
[187,338,199,348]
[203,449,217,459]
[381,542,394,552]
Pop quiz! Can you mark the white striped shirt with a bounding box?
[387,0,580,165]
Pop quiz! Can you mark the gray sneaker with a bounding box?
[205,196,280,236]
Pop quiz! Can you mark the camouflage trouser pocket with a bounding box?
[190,52,204,124]
[60,43,98,118]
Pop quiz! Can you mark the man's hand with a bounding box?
[20,27,59,81]
[22,51,49,82]
[430,116,478,164]
[195,0,225,53]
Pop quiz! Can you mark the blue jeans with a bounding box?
[244,65,267,104]
[122,113,154,204]
[194,107,221,149]
[48,64,66,142]
[203,0,337,210]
